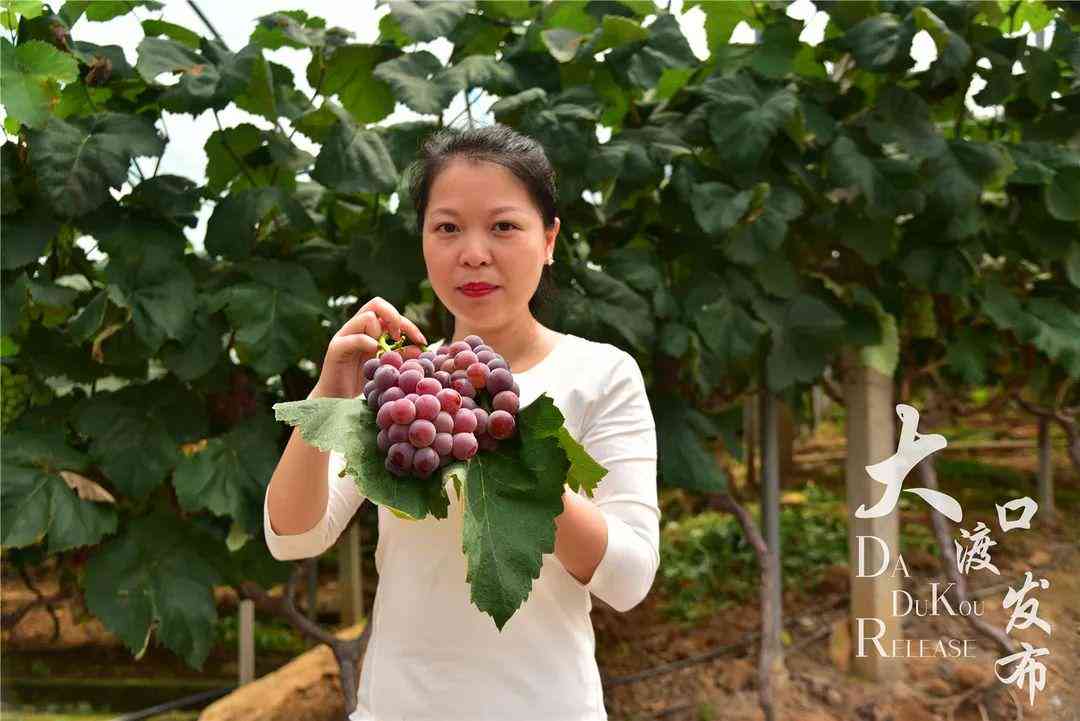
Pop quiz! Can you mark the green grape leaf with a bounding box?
[209,258,328,377]
[74,379,207,499]
[273,394,447,520]
[205,186,314,260]
[460,445,564,631]
[0,209,59,269]
[173,413,281,534]
[372,50,456,115]
[0,427,118,552]
[311,121,398,195]
[141,19,201,49]
[389,0,474,42]
[83,512,222,670]
[0,38,79,129]
[95,219,197,354]
[701,71,798,173]
[203,123,263,195]
[313,44,396,124]
[27,112,164,217]
[653,396,727,493]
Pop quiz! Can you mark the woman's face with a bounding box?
[422,158,559,333]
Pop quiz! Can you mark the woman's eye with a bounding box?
[435,222,517,233]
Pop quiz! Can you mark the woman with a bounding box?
[264,123,660,721]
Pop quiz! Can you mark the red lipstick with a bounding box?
[459,282,498,297]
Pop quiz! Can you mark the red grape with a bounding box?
[488,410,515,439]
[378,387,404,406]
[388,441,414,469]
[434,411,454,434]
[397,369,423,394]
[467,362,489,389]
[492,390,519,414]
[437,388,462,415]
[451,377,475,398]
[364,358,380,380]
[374,365,399,392]
[389,398,416,425]
[415,394,441,421]
[376,403,395,429]
[453,408,478,433]
[416,378,441,396]
[452,432,478,460]
[388,423,409,444]
[401,359,424,374]
[409,419,436,447]
[455,350,478,370]
[412,446,439,477]
[433,432,453,456]
[472,407,488,434]
[487,368,513,395]
[379,351,403,368]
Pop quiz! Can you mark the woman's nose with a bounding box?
[459,236,492,266]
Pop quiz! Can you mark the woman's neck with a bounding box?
[452,315,553,372]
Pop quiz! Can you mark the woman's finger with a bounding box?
[336,309,382,341]
[398,315,427,346]
[359,297,402,341]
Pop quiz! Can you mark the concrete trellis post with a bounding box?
[339,521,365,627]
[841,347,905,682]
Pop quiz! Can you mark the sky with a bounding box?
[1,1,1051,258]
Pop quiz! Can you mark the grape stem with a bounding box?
[376,331,430,356]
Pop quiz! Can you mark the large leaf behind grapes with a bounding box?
[273,395,448,520]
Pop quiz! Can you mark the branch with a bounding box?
[187,0,228,47]
[916,457,1018,656]
[213,110,258,188]
[1012,390,1080,474]
[238,559,372,715]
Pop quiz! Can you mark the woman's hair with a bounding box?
[405,123,559,332]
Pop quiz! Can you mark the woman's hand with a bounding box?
[312,296,427,400]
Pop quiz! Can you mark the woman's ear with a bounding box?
[546,216,560,256]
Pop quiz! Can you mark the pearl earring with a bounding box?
[546,257,554,266]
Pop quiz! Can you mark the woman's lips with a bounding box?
[459,284,498,298]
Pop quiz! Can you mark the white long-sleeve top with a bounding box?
[263,332,661,721]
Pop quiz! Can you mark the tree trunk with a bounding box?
[1037,416,1055,518]
[840,346,905,683]
[758,385,787,720]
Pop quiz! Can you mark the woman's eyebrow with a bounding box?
[430,206,526,217]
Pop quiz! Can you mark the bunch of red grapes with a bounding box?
[362,334,521,479]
